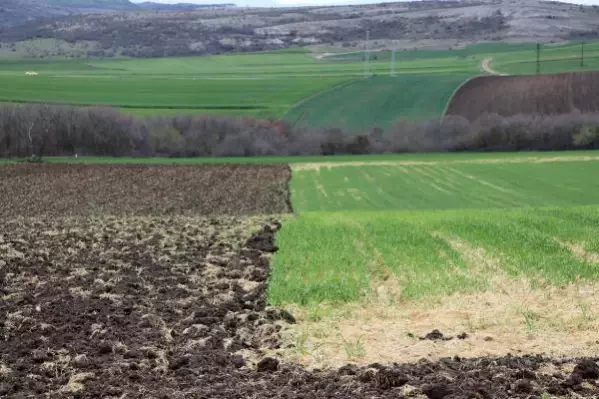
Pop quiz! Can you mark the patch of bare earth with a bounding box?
[0,164,292,218]
[0,216,293,397]
[279,235,599,374]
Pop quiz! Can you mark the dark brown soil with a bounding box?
[2,215,599,398]
[0,164,292,218]
[445,71,599,121]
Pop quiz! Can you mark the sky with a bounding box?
[131,0,599,7]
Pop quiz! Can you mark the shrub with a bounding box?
[2,104,599,158]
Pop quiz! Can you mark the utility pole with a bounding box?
[363,29,370,78]
[390,48,396,76]
[581,41,585,68]
[536,43,541,75]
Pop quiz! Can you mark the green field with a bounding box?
[291,159,599,212]
[0,74,346,118]
[490,40,599,75]
[269,152,599,305]
[269,206,599,304]
[1,40,599,128]
[283,74,470,130]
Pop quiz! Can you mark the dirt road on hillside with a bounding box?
[481,57,507,76]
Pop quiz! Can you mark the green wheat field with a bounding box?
[269,151,599,305]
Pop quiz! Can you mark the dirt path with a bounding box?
[313,49,381,60]
[481,57,507,76]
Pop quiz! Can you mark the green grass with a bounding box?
[269,206,599,305]
[0,74,346,118]
[2,39,599,125]
[3,149,597,165]
[283,74,470,130]
[291,156,599,212]
[491,41,599,75]
[8,149,598,165]
[0,45,479,122]
[269,152,599,305]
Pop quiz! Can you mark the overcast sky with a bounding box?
[132,0,599,6]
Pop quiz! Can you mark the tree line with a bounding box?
[1,104,599,159]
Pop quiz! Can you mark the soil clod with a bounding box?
[257,357,279,372]
[573,359,599,380]
[420,329,453,341]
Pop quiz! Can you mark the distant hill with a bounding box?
[0,0,137,27]
[0,0,237,28]
[2,0,599,58]
[46,0,137,9]
[137,2,235,10]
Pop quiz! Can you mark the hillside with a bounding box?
[0,0,230,28]
[283,74,471,131]
[2,0,599,58]
[46,0,137,8]
[445,71,599,121]
[0,0,137,28]
[137,2,235,10]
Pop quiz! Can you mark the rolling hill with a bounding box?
[136,2,235,10]
[0,0,137,28]
[2,0,599,58]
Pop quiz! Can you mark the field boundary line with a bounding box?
[281,78,362,125]
[441,74,480,117]
[442,57,509,117]
[291,155,599,170]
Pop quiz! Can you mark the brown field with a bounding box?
[445,71,599,121]
[2,164,599,398]
[0,164,292,218]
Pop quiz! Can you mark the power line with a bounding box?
[363,29,370,78]
[536,43,541,75]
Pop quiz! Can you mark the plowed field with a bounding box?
[445,71,599,120]
[0,164,292,217]
[2,163,599,398]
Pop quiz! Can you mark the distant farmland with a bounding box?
[283,74,470,131]
[2,40,599,126]
[445,71,599,121]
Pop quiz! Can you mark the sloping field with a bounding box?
[3,159,599,397]
[2,41,599,123]
[271,206,599,303]
[271,206,599,368]
[283,74,471,131]
[492,41,599,75]
[270,152,599,369]
[445,71,599,121]
[290,157,599,212]
[0,47,478,121]
[0,74,348,118]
